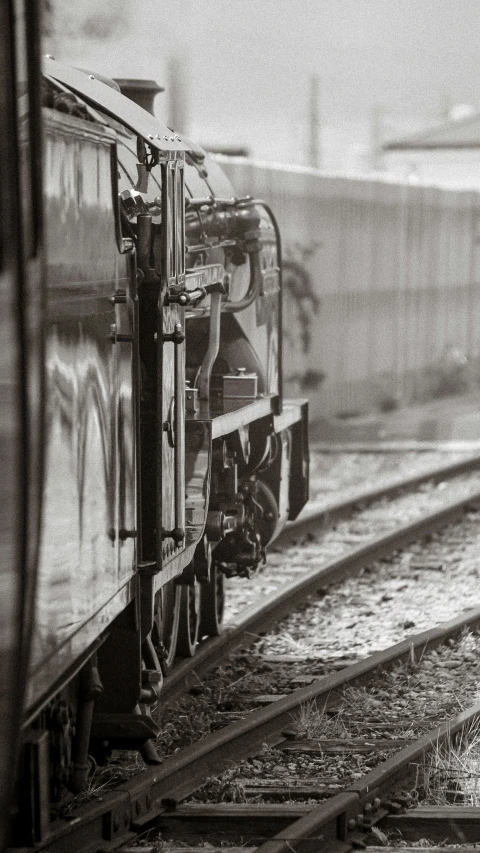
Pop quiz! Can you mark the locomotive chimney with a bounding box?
[114,78,164,116]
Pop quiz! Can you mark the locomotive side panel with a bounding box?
[28,111,136,713]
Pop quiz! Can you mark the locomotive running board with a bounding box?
[189,395,306,439]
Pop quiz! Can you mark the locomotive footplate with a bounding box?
[187,392,307,439]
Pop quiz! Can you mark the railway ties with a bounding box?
[138,616,480,851]
[17,450,480,853]
[121,620,480,852]
[58,613,480,851]
[162,449,480,705]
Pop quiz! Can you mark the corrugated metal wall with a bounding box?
[216,157,480,421]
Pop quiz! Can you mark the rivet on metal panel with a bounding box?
[89,75,95,80]
[163,135,169,141]
[170,136,175,141]
[148,134,154,139]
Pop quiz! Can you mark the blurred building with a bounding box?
[383,111,480,189]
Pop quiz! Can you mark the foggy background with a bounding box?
[45,0,480,171]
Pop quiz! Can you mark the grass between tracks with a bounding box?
[418,715,480,806]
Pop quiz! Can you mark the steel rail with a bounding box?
[162,482,480,704]
[158,704,480,849]
[276,450,480,546]
[251,701,480,853]
[381,805,480,845]
[14,606,480,852]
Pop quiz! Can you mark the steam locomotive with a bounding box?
[1,4,308,846]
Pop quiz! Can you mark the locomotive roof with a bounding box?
[43,57,188,154]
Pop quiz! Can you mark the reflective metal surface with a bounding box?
[28,111,136,711]
[43,57,188,154]
[162,302,185,563]
[160,159,187,564]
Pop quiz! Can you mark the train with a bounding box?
[1,2,309,847]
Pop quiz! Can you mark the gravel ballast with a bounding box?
[156,500,480,765]
[225,467,480,624]
[188,630,480,805]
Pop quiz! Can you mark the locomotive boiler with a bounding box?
[3,45,308,845]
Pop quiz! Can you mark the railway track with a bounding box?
[154,702,480,853]
[278,447,480,543]
[163,452,480,703]
[22,608,480,852]
[12,452,480,852]
[157,700,480,853]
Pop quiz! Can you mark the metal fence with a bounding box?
[215,157,480,421]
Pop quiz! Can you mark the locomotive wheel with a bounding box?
[152,580,181,676]
[256,479,280,546]
[176,579,200,658]
[199,563,225,637]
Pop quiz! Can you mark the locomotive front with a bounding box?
[8,59,308,845]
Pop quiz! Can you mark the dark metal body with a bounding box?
[0,1,44,848]
[4,56,308,846]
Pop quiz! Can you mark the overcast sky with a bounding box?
[48,0,480,169]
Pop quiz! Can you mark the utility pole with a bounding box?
[308,73,321,169]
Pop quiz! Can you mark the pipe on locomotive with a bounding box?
[113,80,283,403]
